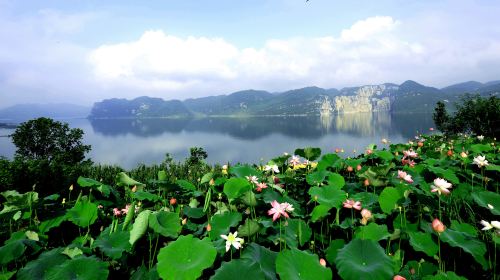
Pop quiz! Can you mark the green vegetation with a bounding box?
[434,95,500,138]
[1,127,499,279]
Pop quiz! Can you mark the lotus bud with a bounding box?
[206,223,212,232]
[169,198,177,206]
[69,185,73,191]
[319,258,326,267]
[347,166,353,172]
[356,165,362,171]
[432,218,446,233]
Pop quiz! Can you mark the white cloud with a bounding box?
[89,16,423,93]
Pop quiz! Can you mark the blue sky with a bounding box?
[1,0,500,107]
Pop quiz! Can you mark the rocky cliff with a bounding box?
[333,84,397,114]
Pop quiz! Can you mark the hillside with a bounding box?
[88,80,500,118]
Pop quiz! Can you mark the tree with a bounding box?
[7,118,91,194]
[433,95,500,138]
[12,117,90,164]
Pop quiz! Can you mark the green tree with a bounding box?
[433,95,500,137]
[12,117,90,164]
[7,118,91,194]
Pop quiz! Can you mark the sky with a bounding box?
[1,0,500,108]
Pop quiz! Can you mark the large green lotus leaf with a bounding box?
[130,265,159,280]
[176,179,197,192]
[378,187,402,214]
[223,178,251,200]
[335,239,393,280]
[422,271,467,280]
[287,219,312,247]
[93,230,131,259]
[472,191,500,215]
[149,211,181,238]
[157,235,216,280]
[129,210,151,245]
[374,150,394,161]
[276,247,332,280]
[306,170,330,186]
[241,191,257,207]
[308,184,345,208]
[316,154,341,171]
[0,271,15,280]
[408,232,438,257]
[486,164,500,172]
[211,259,266,280]
[0,238,26,265]
[66,200,98,228]
[351,192,379,208]
[241,243,278,280]
[133,191,160,202]
[237,219,260,237]
[327,173,345,189]
[210,211,242,240]
[229,165,261,178]
[354,223,390,241]
[470,143,492,154]
[45,256,109,280]
[450,220,478,237]
[325,239,345,265]
[440,229,488,270]
[310,205,331,222]
[17,248,66,280]
[76,177,111,197]
[38,215,67,234]
[294,147,322,161]
[116,172,145,187]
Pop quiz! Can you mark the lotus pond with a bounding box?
[0,134,499,280]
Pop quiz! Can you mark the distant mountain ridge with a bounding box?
[89,80,500,118]
[0,103,90,121]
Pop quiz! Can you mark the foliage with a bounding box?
[0,134,499,279]
[433,95,500,137]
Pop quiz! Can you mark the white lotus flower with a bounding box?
[264,164,280,173]
[477,135,484,141]
[480,220,500,231]
[431,178,452,195]
[473,155,489,167]
[220,231,244,252]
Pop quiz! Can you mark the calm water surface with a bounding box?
[0,113,435,169]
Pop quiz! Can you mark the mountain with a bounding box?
[441,81,483,95]
[90,96,192,118]
[89,80,499,118]
[184,90,273,116]
[0,103,90,121]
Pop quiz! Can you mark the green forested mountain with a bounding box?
[88,80,500,118]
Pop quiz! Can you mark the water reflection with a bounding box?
[0,113,435,169]
[89,112,433,140]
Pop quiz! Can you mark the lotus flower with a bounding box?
[245,175,259,185]
[255,182,268,192]
[113,208,121,217]
[480,220,500,231]
[281,202,295,213]
[397,170,413,184]
[432,218,446,233]
[460,151,468,158]
[403,150,418,158]
[431,178,452,195]
[343,199,362,210]
[264,164,280,173]
[220,231,244,252]
[477,135,484,141]
[381,138,389,144]
[360,209,372,225]
[473,155,489,167]
[290,155,301,166]
[394,275,406,280]
[319,258,326,267]
[267,200,290,221]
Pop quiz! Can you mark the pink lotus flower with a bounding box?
[403,150,418,158]
[245,175,259,185]
[394,275,406,280]
[360,209,372,225]
[343,199,362,210]
[290,155,301,166]
[113,208,121,217]
[431,178,452,195]
[319,258,326,267]
[121,204,131,215]
[255,182,268,192]
[397,170,413,184]
[402,158,416,167]
[267,200,292,221]
[432,218,446,233]
[365,149,373,155]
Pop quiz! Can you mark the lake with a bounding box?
[0,113,435,169]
